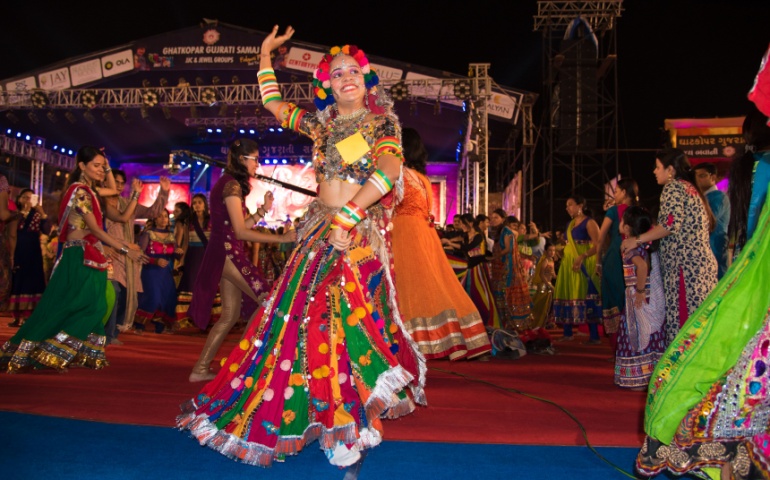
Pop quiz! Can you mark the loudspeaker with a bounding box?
[556,36,598,153]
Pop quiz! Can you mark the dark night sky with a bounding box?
[2,0,769,219]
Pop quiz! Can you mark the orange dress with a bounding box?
[392,168,491,360]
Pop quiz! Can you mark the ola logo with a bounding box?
[105,61,114,70]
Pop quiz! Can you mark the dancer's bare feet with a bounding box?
[189,371,216,383]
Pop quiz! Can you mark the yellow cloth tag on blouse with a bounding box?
[335,132,370,165]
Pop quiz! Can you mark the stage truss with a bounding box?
[534,0,624,229]
[0,74,531,215]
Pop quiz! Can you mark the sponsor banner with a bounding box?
[370,63,403,82]
[102,49,134,77]
[38,67,71,91]
[135,27,263,70]
[676,134,745,158]
[487,92,517,121]
[70,58,103,86]
[283,47,324,74]
[404,72,463,107]
[4,76,36,105]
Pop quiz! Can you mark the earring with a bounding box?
[365,90,370,110]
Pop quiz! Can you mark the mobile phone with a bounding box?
[30,194,39,207]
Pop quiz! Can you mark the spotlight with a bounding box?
[5,111,19,123]
[249,129,255,135]
[162,106,172,120]
[207,128,213,133]
[231,75,239,84]
[212,76,220,85]
[16,132,21,137]
[34,137,44,146]
[234,106,242,120]
[25,134,31,141]
[142,79,151,88]
[83,110,95,123]
[281,159,287,164]
[389,82,409,101]
[102,111,113,123]
[177,77,189,88]
[65,111,77,124]
[195,77,204,86]
[277,127,283,133]
[269,127,275,133]
[160,78,168,87]
[68,150,74,155]
[46,111,58,123]
[239,129,245,134]
[5,128,11,134]
[28,111,40,124]
[215,128,222,133]
[140,106,150,120]
[218,103,228,116]
[120,110,131,123]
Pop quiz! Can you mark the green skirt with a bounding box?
[0,245,114,372]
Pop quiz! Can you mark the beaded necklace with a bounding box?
[322,108,369,183]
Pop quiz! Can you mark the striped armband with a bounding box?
[367,169,393,196]
[281,102,306,131]
[372,136,404,162]
[331,201,366,232]
[258,69,282,105]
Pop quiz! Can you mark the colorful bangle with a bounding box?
[258,69,282,105]
[331,201,366,232]
[367,169,393,196]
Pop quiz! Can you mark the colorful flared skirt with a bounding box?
[637,190,770,478]
[463,262,501,329]
[177,201,426,467]
[553,242,601,325]
[392,215,490,360]
[0,245,112,372]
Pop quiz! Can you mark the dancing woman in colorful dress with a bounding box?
[134,210,180,333]
[186,142,294,382]
[622,149,717,345]
[553,195,602,343]
[597,179,638,350]
[613,207,665,390]
[7,189,48,327]
[636,90,770,479]
[175,194,220,328]
[462,215,501,328]
[391,127,490,360]
[178,26,425,469]
[0,146,142,372]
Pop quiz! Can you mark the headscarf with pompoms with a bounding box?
[312,45,379,111]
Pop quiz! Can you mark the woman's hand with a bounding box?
[572,255,583,272]
[621,238,637,253]
[175,248,185,255]
[263,190,274,211]
[634,291,646,308]
[131,178,143,194]
[159,176,171,193]
[128,243,141,250]
[262,25,295,53]
[280,229,297,244]
[126,248,147,264]
[157,258,169,268]
[328,228,352,251]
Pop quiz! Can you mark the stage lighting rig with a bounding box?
[163,153,181,174]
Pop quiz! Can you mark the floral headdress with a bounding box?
[312,45,379,110]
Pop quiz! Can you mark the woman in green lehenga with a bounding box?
[635,103,770,478]
[0,147,143,373]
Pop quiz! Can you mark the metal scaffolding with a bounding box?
[534,0,623,229]
[1,73,525,207]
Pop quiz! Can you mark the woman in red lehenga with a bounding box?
[177,27,425,470]
[392,128,490,360]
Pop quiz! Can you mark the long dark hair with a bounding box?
[402,127,428,175]
[622,205,659,257]
[729,104,770,248]
[191,193,210,229]
[174,201,191,226]
[15,188,33,210]
[66,146,104,190]
[225,138,258,197]
[656,147,715,232]
[616,178,639,206]
[490,208,507,242]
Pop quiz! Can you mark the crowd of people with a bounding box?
[0,26,768,480]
